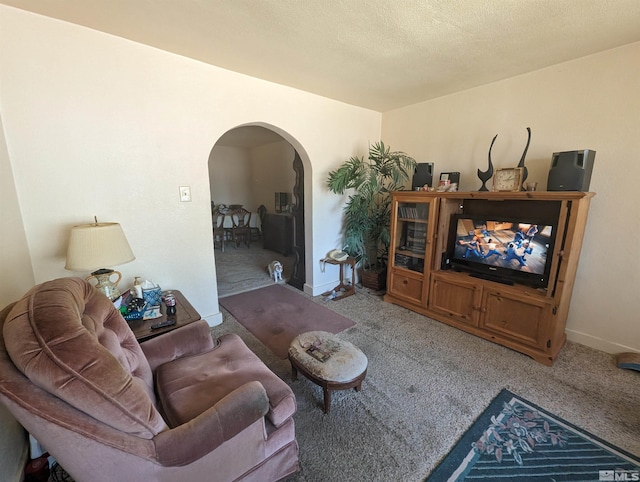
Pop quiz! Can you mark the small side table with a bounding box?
[321,257,356,300]
[128,290,201,342]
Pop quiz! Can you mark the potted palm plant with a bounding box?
[327,141,417,290]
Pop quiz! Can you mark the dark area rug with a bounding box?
[427,388,640,481]
[219,284,356,358]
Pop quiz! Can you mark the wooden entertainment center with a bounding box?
[384,190,594,366]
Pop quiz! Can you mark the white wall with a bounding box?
[0,113,35,308]
[250,141,296,213]
[209,145,254,209]
[0,6,382,323]
[209,140,296,214]
[382,41,640,353]
[0,115,31,482]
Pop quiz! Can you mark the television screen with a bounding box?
[445,215,556,289]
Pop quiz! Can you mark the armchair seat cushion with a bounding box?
[156,333,296,428]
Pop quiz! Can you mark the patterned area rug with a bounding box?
[427,389,640,481]
[219,284,356,358]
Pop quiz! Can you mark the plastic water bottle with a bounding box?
[324,290,337,302]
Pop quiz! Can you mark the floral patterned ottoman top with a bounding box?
[288,331,367,383]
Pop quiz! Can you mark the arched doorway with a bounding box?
[208,125,306,295]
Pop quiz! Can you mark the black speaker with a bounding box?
[546,149,595,191]
[412,163,434,189]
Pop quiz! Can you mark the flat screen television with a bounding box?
[443,214,558,289]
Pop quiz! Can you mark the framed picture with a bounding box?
[440,172,460,185]
[275,192,289,212]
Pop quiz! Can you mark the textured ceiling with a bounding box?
[2,0,640,113]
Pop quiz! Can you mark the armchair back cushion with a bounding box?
[3,278,167,438]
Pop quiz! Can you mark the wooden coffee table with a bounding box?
[288,331,367,413]
[128,290,201,342]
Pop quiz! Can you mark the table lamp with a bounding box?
[65,218,135,300]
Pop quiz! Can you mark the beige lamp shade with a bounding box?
[65,222,135,271]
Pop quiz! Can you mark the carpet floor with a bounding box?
[213,285,640,482]
[219,284,355,358]
[215,244,295,298]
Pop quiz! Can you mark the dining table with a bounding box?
[220,212,261,230]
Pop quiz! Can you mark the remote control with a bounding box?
[150,320,176,330]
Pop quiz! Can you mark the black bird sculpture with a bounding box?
[517,127,532,190]
[477,134,497,191]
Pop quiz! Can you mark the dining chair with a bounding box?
[231,208,252,248]
[213,212,226,251]
[251,205,266,242]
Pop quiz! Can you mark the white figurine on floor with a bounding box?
[267,260,283,283]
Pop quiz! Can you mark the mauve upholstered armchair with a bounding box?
[0,278,298,481]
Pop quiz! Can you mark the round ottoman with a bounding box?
[288,331,367,413]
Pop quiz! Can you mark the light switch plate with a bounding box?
[179,186,191,202]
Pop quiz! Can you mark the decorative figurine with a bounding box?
[478,127,532,191]
[516,127,531,190]
[477,134,496,191]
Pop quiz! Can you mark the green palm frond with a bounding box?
[327,155,367,194]
[327,141,417,267]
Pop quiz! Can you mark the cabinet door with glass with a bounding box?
[387,194,436,306]
[390,197,434,274]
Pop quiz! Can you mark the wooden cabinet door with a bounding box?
[389,197,436,275]
[479,288,552,349]
[428,273,481,327]
[388,269,425,305]
[386,194,439,307]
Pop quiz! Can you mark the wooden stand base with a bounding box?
[290,357,366,413]
[321,257,356,301]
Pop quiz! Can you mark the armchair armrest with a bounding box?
[153,381,269,466]
[140,320,215,372]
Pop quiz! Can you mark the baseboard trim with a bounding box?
[306,280,345,297]
[203,312,223,327]
[566,329,640,355]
